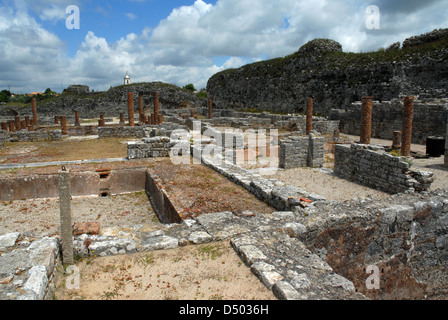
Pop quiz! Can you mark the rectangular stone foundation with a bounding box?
[279,134,324,169]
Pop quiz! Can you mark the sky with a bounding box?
[1,0,448,94]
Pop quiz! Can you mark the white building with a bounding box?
[124,72,131,85]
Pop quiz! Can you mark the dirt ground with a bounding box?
[0,192,159,238]
[54,241,276,300]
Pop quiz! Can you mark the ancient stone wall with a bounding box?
[98,126,145,139]
[7,130,62,143]
[127,137,175,159]
[294,189,448,299]
[207,29,448,116]
[334,144,434,194]
[279,134,324,169]
[329,99,448,144]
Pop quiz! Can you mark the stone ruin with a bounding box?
[0,89,448,301]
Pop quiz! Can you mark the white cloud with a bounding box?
[126,13,137,20]
[1,0,448,93]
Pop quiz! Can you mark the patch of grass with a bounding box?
[198,243,227,260]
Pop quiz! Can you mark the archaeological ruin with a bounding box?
[0,29,448,301]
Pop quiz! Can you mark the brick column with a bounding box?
[401,97,414,157]
[75,111,81,126]
[1,122,7,131]
[119,112,125,125]
[32,97,38,125]
[54,115,59,125]
[306,97,313,135]
[138,93,144,122]
[21,120,26,129]
[208,98,213,119]
[25,116,30,127]
[15,116,21,130]
[9,120,15,132]
[61,116,68,135]
[128,92,135,127]
[360,96,373,145]
[27,125,34,132]
[98,114,105,127]
[154,92,160,125]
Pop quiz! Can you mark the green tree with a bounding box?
[183,83,196,92]
[0,90,11,103]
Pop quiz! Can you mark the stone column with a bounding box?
[154,92,160,125]
[401,97,414,157]
[306,97,313,135]
[32,97,38,125]
[58,169,74,265]
[138,93,144,122]
[9,120,15,132]
[15,116,21,130]
[392,131,402,150]
[61,116,68,135]
[360,96,373,145]
[75,111,81,126]
[128,92,135,127]
[191,109,195,118]
[208,98,213,119]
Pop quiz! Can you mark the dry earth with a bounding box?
[54,241,276,300]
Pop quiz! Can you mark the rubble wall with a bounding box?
[334,144,434,194]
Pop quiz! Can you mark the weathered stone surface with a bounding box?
[21,266,48,300]
[0,232,20,250]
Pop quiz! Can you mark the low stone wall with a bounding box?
[334,144,434,194]
[7,130,62,143]
[192,144,326,212]
[127,137,176,159]
[98,126,145,139]
[145,171,182,224]
[279,133,324,169]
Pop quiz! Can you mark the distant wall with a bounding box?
[330,100,448,144]
[334,144,434,194]
[8,130,62,143]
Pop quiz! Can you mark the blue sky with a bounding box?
[1,0,448,93]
